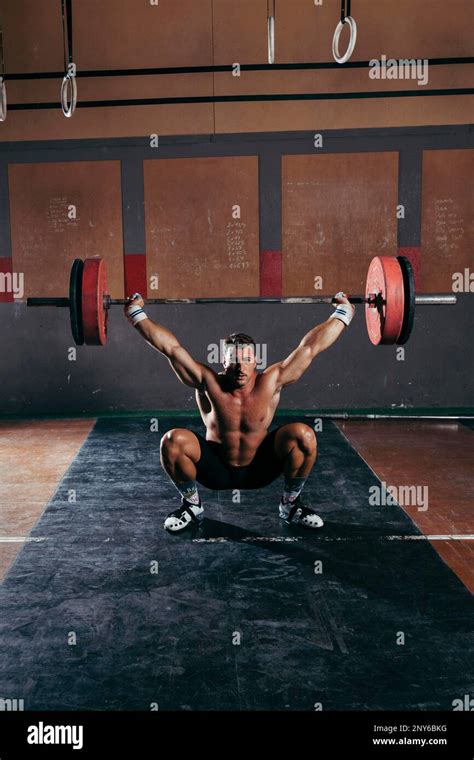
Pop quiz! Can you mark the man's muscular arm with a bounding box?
[124,295,209,389]
[266,293,354,388]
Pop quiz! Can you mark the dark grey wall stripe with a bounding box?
[398,149,423,247]
[120,155,145,254]
[0,124,472,162]
[0,162,12,258]
[259,152,281,251]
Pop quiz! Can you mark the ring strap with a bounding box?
[60,0,77,117]
[0,23,5,78]
[0,23,6,122]
[61,0,74,71]
[340,0,351,23]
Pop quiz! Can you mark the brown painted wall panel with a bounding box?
[1,93,470,143]
[0,105,215,142]
[8,162,124,298]
[274,0,473,63]
[214,64,474,96]
[213,0,473,64]
[1,0,471,141]
[74,0,213,70]
[8,73,214,105]
[212,0,268,65]
[3,70,214,141]
[282,153,398,296]
[3,0,471,75]
[144,156,260,298]
[214,95,473,133]
[1,0,64,73]
[9,65,468,110]
[421,149,474,292]
[0,0,216,141]
[2,0,213,72]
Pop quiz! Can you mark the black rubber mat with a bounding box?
[0,417,472,710]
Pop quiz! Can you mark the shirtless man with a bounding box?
[124,293,354,533]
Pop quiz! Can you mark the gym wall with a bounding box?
[0,0,473,416]
[0,0,472,139]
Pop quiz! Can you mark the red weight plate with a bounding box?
[365,256,405,345]
[81,257,108,346]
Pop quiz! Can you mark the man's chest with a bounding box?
[207,383,279,430]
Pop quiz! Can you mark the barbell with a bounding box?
[26,255,456,347]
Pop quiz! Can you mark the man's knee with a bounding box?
[160,428,197,462]
[278,422,317,456]
[295,423,317,456]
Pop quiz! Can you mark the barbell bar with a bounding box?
[26,255,457,347]
[28,294,456,305]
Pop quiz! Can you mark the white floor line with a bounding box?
[193,537,302,543]
[0,535,471,545]
[0,536,48,543]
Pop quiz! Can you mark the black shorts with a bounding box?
[194,427,284,490]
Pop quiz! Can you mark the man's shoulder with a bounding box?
[201,364,219,380]
[255,366,281,394]
[201,366,224,390]
[260,363,281,382]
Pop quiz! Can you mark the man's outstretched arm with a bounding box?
[123,295,209,389]
[266,293,355,388]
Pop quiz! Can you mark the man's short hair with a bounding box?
[223,333,256,351]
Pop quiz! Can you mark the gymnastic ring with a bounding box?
[268,15,275,64]
[332,15,357,64]
[61,72,77,118]
[0,77,7,122]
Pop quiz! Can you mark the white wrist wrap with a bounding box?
[329,295,354,327]
[127,301,148,326]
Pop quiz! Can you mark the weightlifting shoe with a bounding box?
[279,495,324,529]
[164,497,204,533]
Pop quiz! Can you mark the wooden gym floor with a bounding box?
[0,416,472,710]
